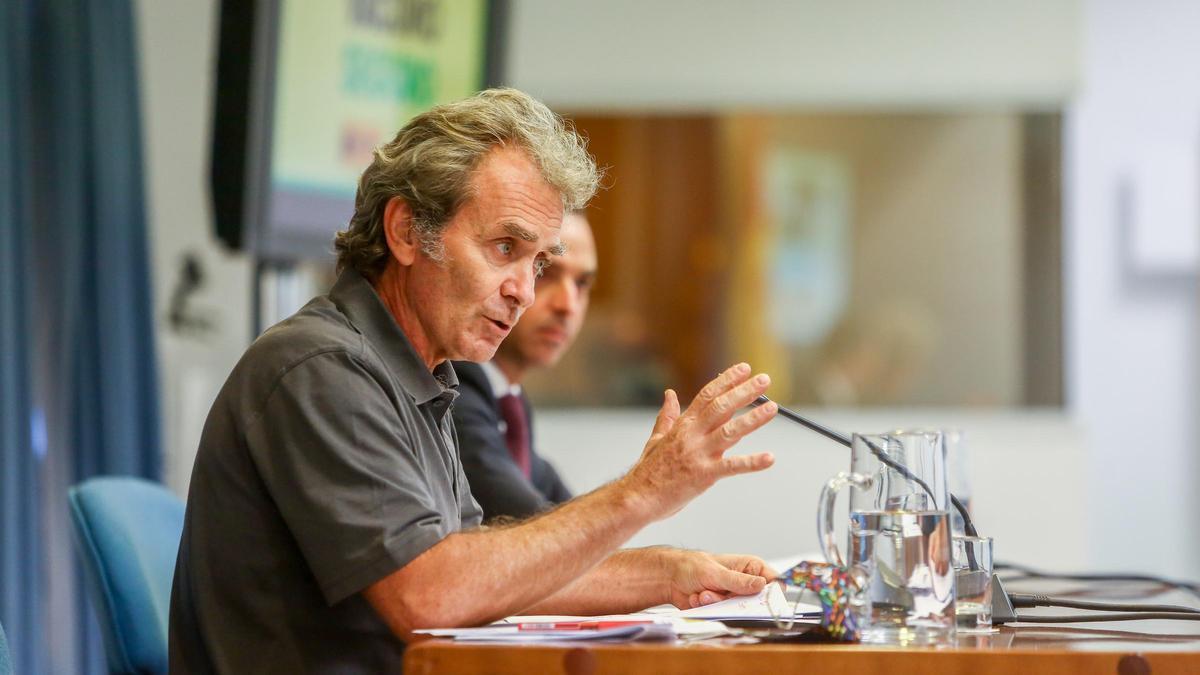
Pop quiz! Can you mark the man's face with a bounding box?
[404,146,564,364]
[497,213,596,371]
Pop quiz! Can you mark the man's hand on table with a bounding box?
[661,549,780,609]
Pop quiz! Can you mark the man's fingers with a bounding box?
[719,452,775,477]
[711,400,777,452]
[691,590,726,607]
[719,568,768,596]
[650,389,680,438]
[715,554,778,580]
[689,363,751,414]
[699,373,772,431]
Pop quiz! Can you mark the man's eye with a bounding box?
[496,241,513,256]
[534,257,551,278]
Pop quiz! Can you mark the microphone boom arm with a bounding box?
[750,395,980,538]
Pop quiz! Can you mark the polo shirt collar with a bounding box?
[329,268,459,407]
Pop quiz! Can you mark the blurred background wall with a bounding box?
[505,0,1078,109]
[0,0,1191,672]
[136,0,254,497]
[1065,0,1200,577]
[130,0,1196,577]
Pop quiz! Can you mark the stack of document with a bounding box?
[415,585,821,643]
[649,582,821,623]
[417,615,726,642]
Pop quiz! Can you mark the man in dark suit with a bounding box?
[453,211,595,520]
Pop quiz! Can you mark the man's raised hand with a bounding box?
[625,363,778,520]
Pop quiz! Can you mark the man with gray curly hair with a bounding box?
[170,88,779,673]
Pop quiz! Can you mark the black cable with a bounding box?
[751,395,979,537]
[1010,593,1200,615]
[1014,612,1200,623]
[948,494,977,538]
[996,562,1200,600]
[757,396,852,447]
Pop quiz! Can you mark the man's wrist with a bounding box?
[611,471,661,523]
[651,546,684,607]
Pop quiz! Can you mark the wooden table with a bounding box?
[405,581,1200,674]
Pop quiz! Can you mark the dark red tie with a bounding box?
[498,393,531,478]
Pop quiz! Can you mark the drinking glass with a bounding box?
[945,429,972,536]
[953,535,994,632]
[817,430,956,645]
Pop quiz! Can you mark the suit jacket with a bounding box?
[451,361,572,520]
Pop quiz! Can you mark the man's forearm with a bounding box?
[521,547,674,616]
[364,474,658,636]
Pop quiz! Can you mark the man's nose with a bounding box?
[503,264,537,309]
[549,276,580,316]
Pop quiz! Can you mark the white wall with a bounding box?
[536,409,1088,571]
[508,0,1080,109]
[136,0,253,496]
[1065,0,1199,577]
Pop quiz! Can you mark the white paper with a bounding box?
[663,584,821,621]
[425,623,674,642]
[417,582,825,644]
[495,613,664,624]
[418,614,733,643]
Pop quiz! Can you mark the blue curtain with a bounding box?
[1,0,161,673]
[0,3,45,672]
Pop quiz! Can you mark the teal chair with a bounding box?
[0,617,11,675]
[68,477,185,675]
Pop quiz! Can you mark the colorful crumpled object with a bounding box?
[774,560,863,642]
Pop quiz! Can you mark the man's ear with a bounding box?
[382,197,419,266]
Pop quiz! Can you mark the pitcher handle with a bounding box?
[818,471,875,567]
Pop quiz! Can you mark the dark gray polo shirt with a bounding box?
[169,269,483,674]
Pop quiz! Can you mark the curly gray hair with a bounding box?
[334,88,600,278]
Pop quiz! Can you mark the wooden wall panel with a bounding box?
[566,115,726,400]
